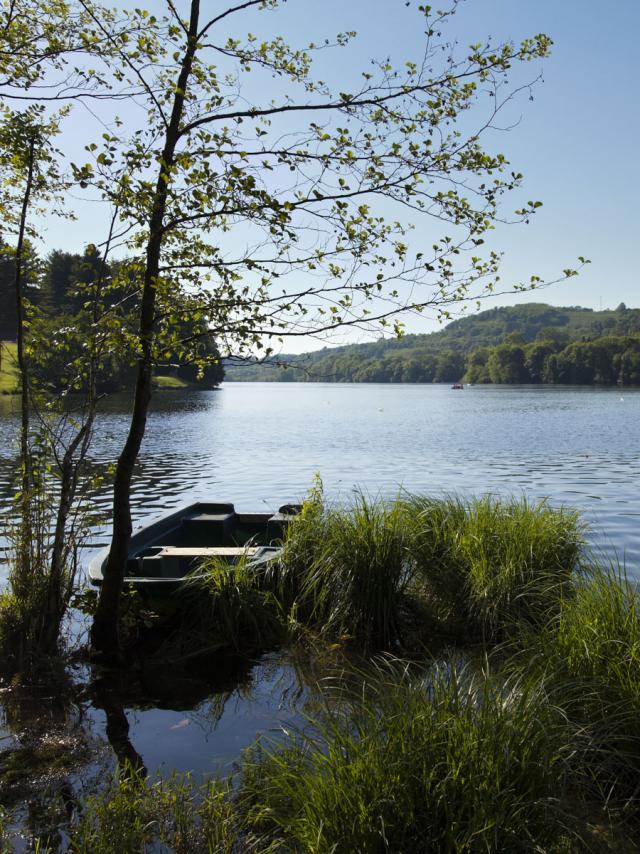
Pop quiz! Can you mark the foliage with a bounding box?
[242,658,582,853]
[158,556,286,662]
[403,494,584,642]
[0,341,18,393]
[0,440,89,670]
[67,770,246,854]
[508,565,640,806]
[224,302,640,383]
[274,486,413,651]
[273,488,582,651]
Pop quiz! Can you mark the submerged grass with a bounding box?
[65,770,250,854]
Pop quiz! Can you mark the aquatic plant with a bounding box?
[242,657,582,853]
[402,494,584,641]
[159,556,286,662]
[275,487,583,652]
[67,770,244,854]
[507,563,640,806]
[275,487,412,651]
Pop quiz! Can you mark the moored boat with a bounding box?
[88,502,300,594]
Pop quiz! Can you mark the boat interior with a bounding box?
[126,502,299,579]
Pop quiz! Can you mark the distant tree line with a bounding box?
[226,303,640,385]
[0,238,223,391]
[465,331,640,386]
[304,332,640,385]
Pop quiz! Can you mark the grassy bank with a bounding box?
[0,344,207,395]
[0,341,18,394]
[7,490,640,851]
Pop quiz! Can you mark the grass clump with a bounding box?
[509,564,640,806]
[274,485,583,652]
[67,770,245,854]
[160,556,286,662]
[403,494,583,642]
[242,658,581,853]
[275,485,412,651]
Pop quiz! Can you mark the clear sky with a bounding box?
[36,0,640,343]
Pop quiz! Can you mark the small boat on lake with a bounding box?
[451,383,464,390]
[88,502,300,594]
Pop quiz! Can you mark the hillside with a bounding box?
[225,303,640,383]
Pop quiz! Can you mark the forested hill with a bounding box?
[224,302,640,384]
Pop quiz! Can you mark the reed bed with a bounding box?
[272,492,411,650]
[402,494,584,642]
[272,489,584,651]
[241,657,586,853]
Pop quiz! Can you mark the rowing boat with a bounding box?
[88,502,299,594]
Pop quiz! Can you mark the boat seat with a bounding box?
[137,546,261,579]
[180,512,234,546]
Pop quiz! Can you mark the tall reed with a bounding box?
[402,494,583,641]
[275,489,411,651]
[242,657,581,853]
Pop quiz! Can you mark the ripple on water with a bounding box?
[0,384,639,578]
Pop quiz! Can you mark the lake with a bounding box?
[1,382,639,824]
[1,382,639,571]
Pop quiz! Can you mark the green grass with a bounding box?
[15,480,640,850]
[272,486,583,651]
[507,564,640,806]
[402,494,584,642]
[66,771,245,854]
[152,374,190,390]
[156,555,286,662]
[0,341,18,394]
[241,658,585,853]
[272,489,411,651]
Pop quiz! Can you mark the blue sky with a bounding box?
[38,0,640,341]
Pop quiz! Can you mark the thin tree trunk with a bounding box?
[42,415,93,651]
[42,210,119,653]
[14,134,36,579]
[91,0,201,659]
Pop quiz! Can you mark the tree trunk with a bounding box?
[91,0,201,660]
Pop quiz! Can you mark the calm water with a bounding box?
[1,382,638,570]
[1,382,639,829]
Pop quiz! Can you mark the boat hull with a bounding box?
[88,502,299,594]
